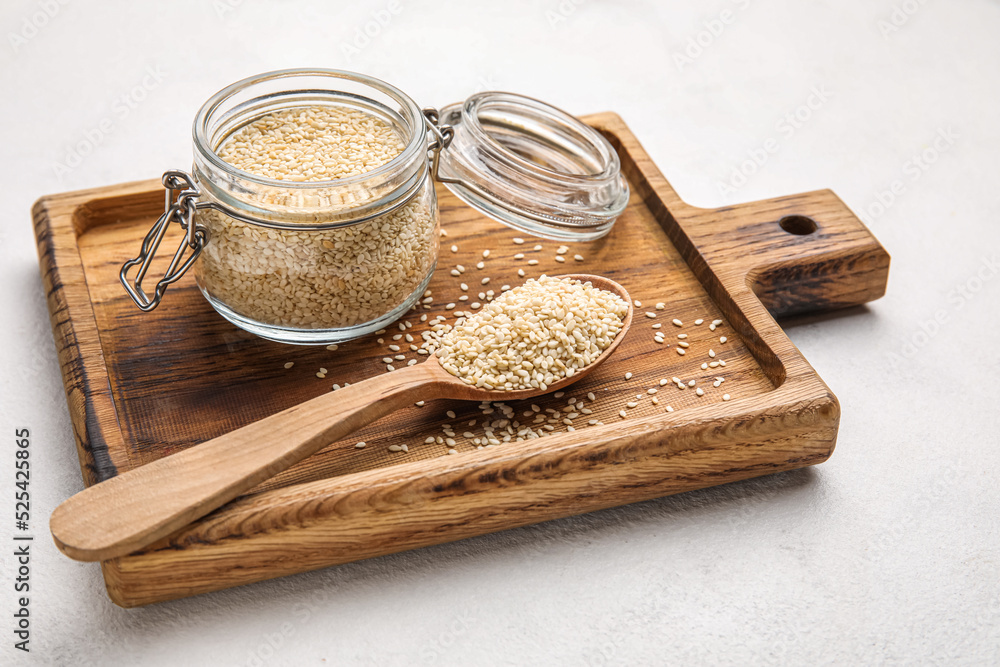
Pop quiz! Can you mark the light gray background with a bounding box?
[1,1,998,665]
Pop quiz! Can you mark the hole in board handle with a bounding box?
[778,215,818,236]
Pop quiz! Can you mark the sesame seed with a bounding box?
[678,341,689,348]
[574,254,584,261]
[647,388,657,395]
[696,388,705,396]
[708,349,716,358]
[672,319,683,327]
[283,362,294,369]
[694,319,704,325]
[447,449,458,455]
[677,333,687,339]
[688,380,696,387]
[415,401,425,406]
[513,237,525,244]
[646,312,656,318]
[634,300,642,307]
[388,445,402,452]
[626,401,638,408]
[659,378,669,386]
[533,244,543,251]
[476,261,485,269]
[666,405,674,412]
[713,319,723,326]
[355,442,366,448]
[527,259,539,265]
[719,360,726,367]
[450,269,461,277]
[514,253,525,260]
[326,344,339,351]
[723,393,731,401]
[619,410,627,418]
[677,348,686,356]
[555,256,566,263]
[482,250,490,258]
[450,245,458,253]
[720,336,728,343]
[456,265,465,272]
[446,410,456,419]
[655,303,665,310]
[652,323,661,329]
[481,277,490,285]
[587,392,596,401]
[625,372,632,380]
[517,269,526,277]
[701,363,708,370]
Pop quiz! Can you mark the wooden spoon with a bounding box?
[50,274,632,562]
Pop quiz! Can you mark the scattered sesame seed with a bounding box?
[514,253,524,260]
[678,341,689,348]
[619,410,627,418]
[720,336,728,343]
[708,349,716,358]
[694,319,704,325]
[555,255,566,263]
[554,391,565,398]
[587,392,596,401]
[677,333,687,339]
[701,362,709,370]
[659,378,669,386]
[513,237,525,244]
[574,254,584,261]
[517,269,526,277]
[625,372,633,380]
[481,277,490,285]
[677,348,686,356]
[450,269,461,277]
[626,401,638,408]
[533,244,543,251]
[634,300,642,307]
[283,362,294,369]
[476,261,485,269]
[450,245,458,253]
[652,323,662,329]
[688,380,696,387]
[646,312,656,318]
[388,444,402,452]
[447,449,458,455]
[696,388,705,396]
[355,441,366,449]
[326,344,339,351]
[527,259,539,265]
[719,360,726,367]
[482,250,490,258]
[415,401,425,406]
[723,393,731,401]
[647,388,657,395]
[666,405,674,412]
[672,319,683,327]
[386,364,395,371]
[713,319,723,326]
[655,303,665,310]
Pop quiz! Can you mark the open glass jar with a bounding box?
[121,68,628,345]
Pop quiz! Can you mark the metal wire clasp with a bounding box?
[422,108,458,184]
[120,170,207,311]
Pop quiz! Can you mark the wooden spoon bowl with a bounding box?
[50,274,631,562]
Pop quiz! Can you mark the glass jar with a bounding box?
[121,68,628,345]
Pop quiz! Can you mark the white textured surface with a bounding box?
[1,1,998,665]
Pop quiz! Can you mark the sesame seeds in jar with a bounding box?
[187,70,438,344]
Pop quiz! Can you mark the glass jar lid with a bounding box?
[435,92,629,242]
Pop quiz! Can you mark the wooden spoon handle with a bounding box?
[50,363,449,562]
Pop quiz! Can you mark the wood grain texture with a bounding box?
[50,275,633,562]
[33,112,889,607]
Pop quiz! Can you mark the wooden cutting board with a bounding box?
[33,112,889,607]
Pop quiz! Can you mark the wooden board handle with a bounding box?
[676,189,891,319]
[49,363,446,562]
